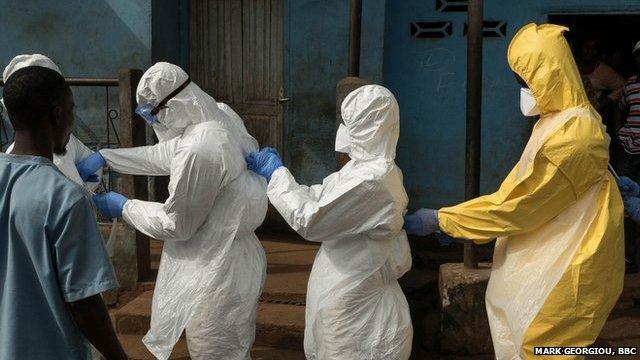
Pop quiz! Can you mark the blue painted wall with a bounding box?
[151,0,189,69]
[384,0,640,209]
[284,0,386,185]
[0,0,152,150]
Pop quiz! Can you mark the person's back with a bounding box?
[0,155,104,359]
[0,65,126,360]
[258,85,413,360]
[311,158,409,276]
[303,158,412,360]
[90,62,268,359]
[426,24,624,358]
[143,112,268,358]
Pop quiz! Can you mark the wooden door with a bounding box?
[190,0,284,152]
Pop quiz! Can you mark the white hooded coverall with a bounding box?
[3,54,100,192]
[99,62,268,360]
[267,85,413,360]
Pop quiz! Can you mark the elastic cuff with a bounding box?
[269,166,287,184]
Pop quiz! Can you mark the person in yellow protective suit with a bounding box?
[404,23,625,359]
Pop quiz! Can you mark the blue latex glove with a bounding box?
[434,231,455,246]
[93,191,128,219]
[618,176,640,198]
[246,147,283,182]
[76,152,106,182]
[624,196,640,224]
[403,208,439,236]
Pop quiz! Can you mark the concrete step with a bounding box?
[145,237,317,305]
[114,291,153,335]
[594,307,640,359]
[118,334,189,360]
[251,345,306,360]
[117,234,312,354]
[255,302,305,351]
[115,291,305,351]
[260,237,319,305]
[613,273,640,313]
[620,273,640,301]
[117,334,306,360]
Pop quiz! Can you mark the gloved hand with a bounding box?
[623,196,640,224]
[403,208,439,236]
[246,147,283,182]
[434,231,455,246]
[618,176,640,198]
[93,191,128,219]
[76,152,106,182]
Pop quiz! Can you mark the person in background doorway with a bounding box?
[613,40,640,273]
[577,37,626,112]
[2,54,102,191]
[0,66,127,359]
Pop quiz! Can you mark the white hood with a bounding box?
[137,62,257,154]
[340,85,400,161]
[136,62,224,132]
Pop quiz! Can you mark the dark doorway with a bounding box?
[548,14,640,163]
[549,13,640,272]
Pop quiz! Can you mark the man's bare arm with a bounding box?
[68,294,128,360]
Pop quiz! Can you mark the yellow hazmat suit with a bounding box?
[438,23,624,359]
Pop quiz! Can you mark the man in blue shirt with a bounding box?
[0,66,128,359]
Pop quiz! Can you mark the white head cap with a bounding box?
[3,54,61,82]
[340,85,400,160]
[1,54,62,121]
[633,41,640,55]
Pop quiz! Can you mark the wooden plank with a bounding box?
[239,0,283,151]
[118,68,155,283]
[116,68,142,287]
[189,0,284,152]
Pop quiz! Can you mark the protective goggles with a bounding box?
[135,77,192,125]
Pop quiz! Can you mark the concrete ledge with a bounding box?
[438,262,493,355]
[115,291,153,335]
[115,290,305,350]
[255,302,305,351]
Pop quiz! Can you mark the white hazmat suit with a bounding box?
[3,54,101,192]
[99,62,268,360]
[267,85,413,359]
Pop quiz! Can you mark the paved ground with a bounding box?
[132,232,640,359]
[591,272,640,359]
[113,232,312,359]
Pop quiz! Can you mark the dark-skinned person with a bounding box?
[613,40,640,273]
[0,66,128,360]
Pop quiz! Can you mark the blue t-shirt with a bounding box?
[0,154,118,360]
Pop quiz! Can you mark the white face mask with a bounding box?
[335,123,350,153]
[520,87,540,116]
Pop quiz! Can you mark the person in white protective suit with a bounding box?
[75,62,268,360]
[2,54,101,192]
[246,85,413,360]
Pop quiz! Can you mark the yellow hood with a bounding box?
[508,23,590,116]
